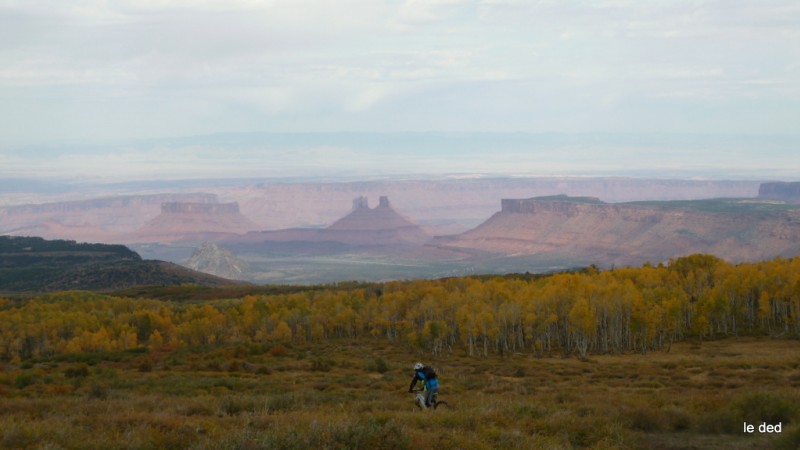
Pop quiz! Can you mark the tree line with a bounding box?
[1,254,799,361]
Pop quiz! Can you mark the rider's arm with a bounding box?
[408,374,421,392]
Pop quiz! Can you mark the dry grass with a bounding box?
[1,337,799,449]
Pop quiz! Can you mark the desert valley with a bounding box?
[2,177,799,285]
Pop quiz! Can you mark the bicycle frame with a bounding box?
[411,388,443,409]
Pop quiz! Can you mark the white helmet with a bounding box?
[414,362,423,370]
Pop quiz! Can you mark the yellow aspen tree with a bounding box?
[148,330,164,349]
[272,321,293,342]
[568,297,595,359]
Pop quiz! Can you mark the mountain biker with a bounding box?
[408,362,439,408]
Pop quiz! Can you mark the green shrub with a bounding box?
[220,396,260,416]
[332,418,409,450]
[697,408,739,434]
[87,383,108,400]
[258,428,312,450]
[310,358,333,372]
[734,391,797,425]
[138,360,153,372]
[65,364,90,378]
[269,344,290,357]
[178,401,215,417]
[1,426,38,449]
[774,425,800,450]
[627,406,665,432]
[13,372,38,389]
[663,406,692,431]
[367,357,390,373]
[267,393,297,412]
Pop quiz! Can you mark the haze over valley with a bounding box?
[3,169,800,284]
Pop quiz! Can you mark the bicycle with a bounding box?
[411,388,450,410]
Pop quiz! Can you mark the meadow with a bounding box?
[1,337,799,449]
[3,255,800,449]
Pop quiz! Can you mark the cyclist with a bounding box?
[408,362,439,408]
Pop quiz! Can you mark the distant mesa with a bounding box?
[238,196,429,246]
[433,195,800,266]
[758,182,800,203]
[0,193,219,242]
[160,202,243,214]
[0,178,763,245]
[130,201,261,243]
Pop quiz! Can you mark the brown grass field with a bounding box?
[1,337,799,449]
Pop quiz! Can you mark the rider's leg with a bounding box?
[424,387,438,407]
[415,393,426,409]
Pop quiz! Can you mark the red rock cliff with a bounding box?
[435,196,800,266]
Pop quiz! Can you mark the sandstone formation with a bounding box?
[131,202,260,243]
[1,178,761,242]
[185,242,249,280]
[237,196,429,246]
[228,178,761,234]
[433,195,800,266]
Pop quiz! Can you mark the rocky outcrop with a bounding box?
[185,243,249,280]
[131,202,260,243]
[759,182,800,202]
[237,196,429,246]
[327,196,423,233]
[433,196,800,266]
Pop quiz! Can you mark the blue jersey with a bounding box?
[410,366,439,391]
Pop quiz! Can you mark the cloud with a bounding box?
[0,0,798,144]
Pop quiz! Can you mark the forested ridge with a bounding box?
[0,235,238,292]
[2,254,799,362]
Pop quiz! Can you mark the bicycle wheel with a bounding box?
[433,400,450,410]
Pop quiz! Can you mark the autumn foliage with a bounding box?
[2,254,800,362]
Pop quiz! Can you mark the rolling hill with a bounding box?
[0,235,243,293]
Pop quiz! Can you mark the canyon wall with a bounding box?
[434,196,800,267]
[759,182,800,202]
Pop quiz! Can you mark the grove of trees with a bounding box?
[2,254,799,361]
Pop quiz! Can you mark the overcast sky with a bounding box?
[1,0,799,181]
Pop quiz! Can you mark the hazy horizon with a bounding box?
[2,132,800,185]
[2,1,799,185]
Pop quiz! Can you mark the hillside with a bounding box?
[433,195,800,266]
[0,236,243,293]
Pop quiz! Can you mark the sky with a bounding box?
[0,0,799,181]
